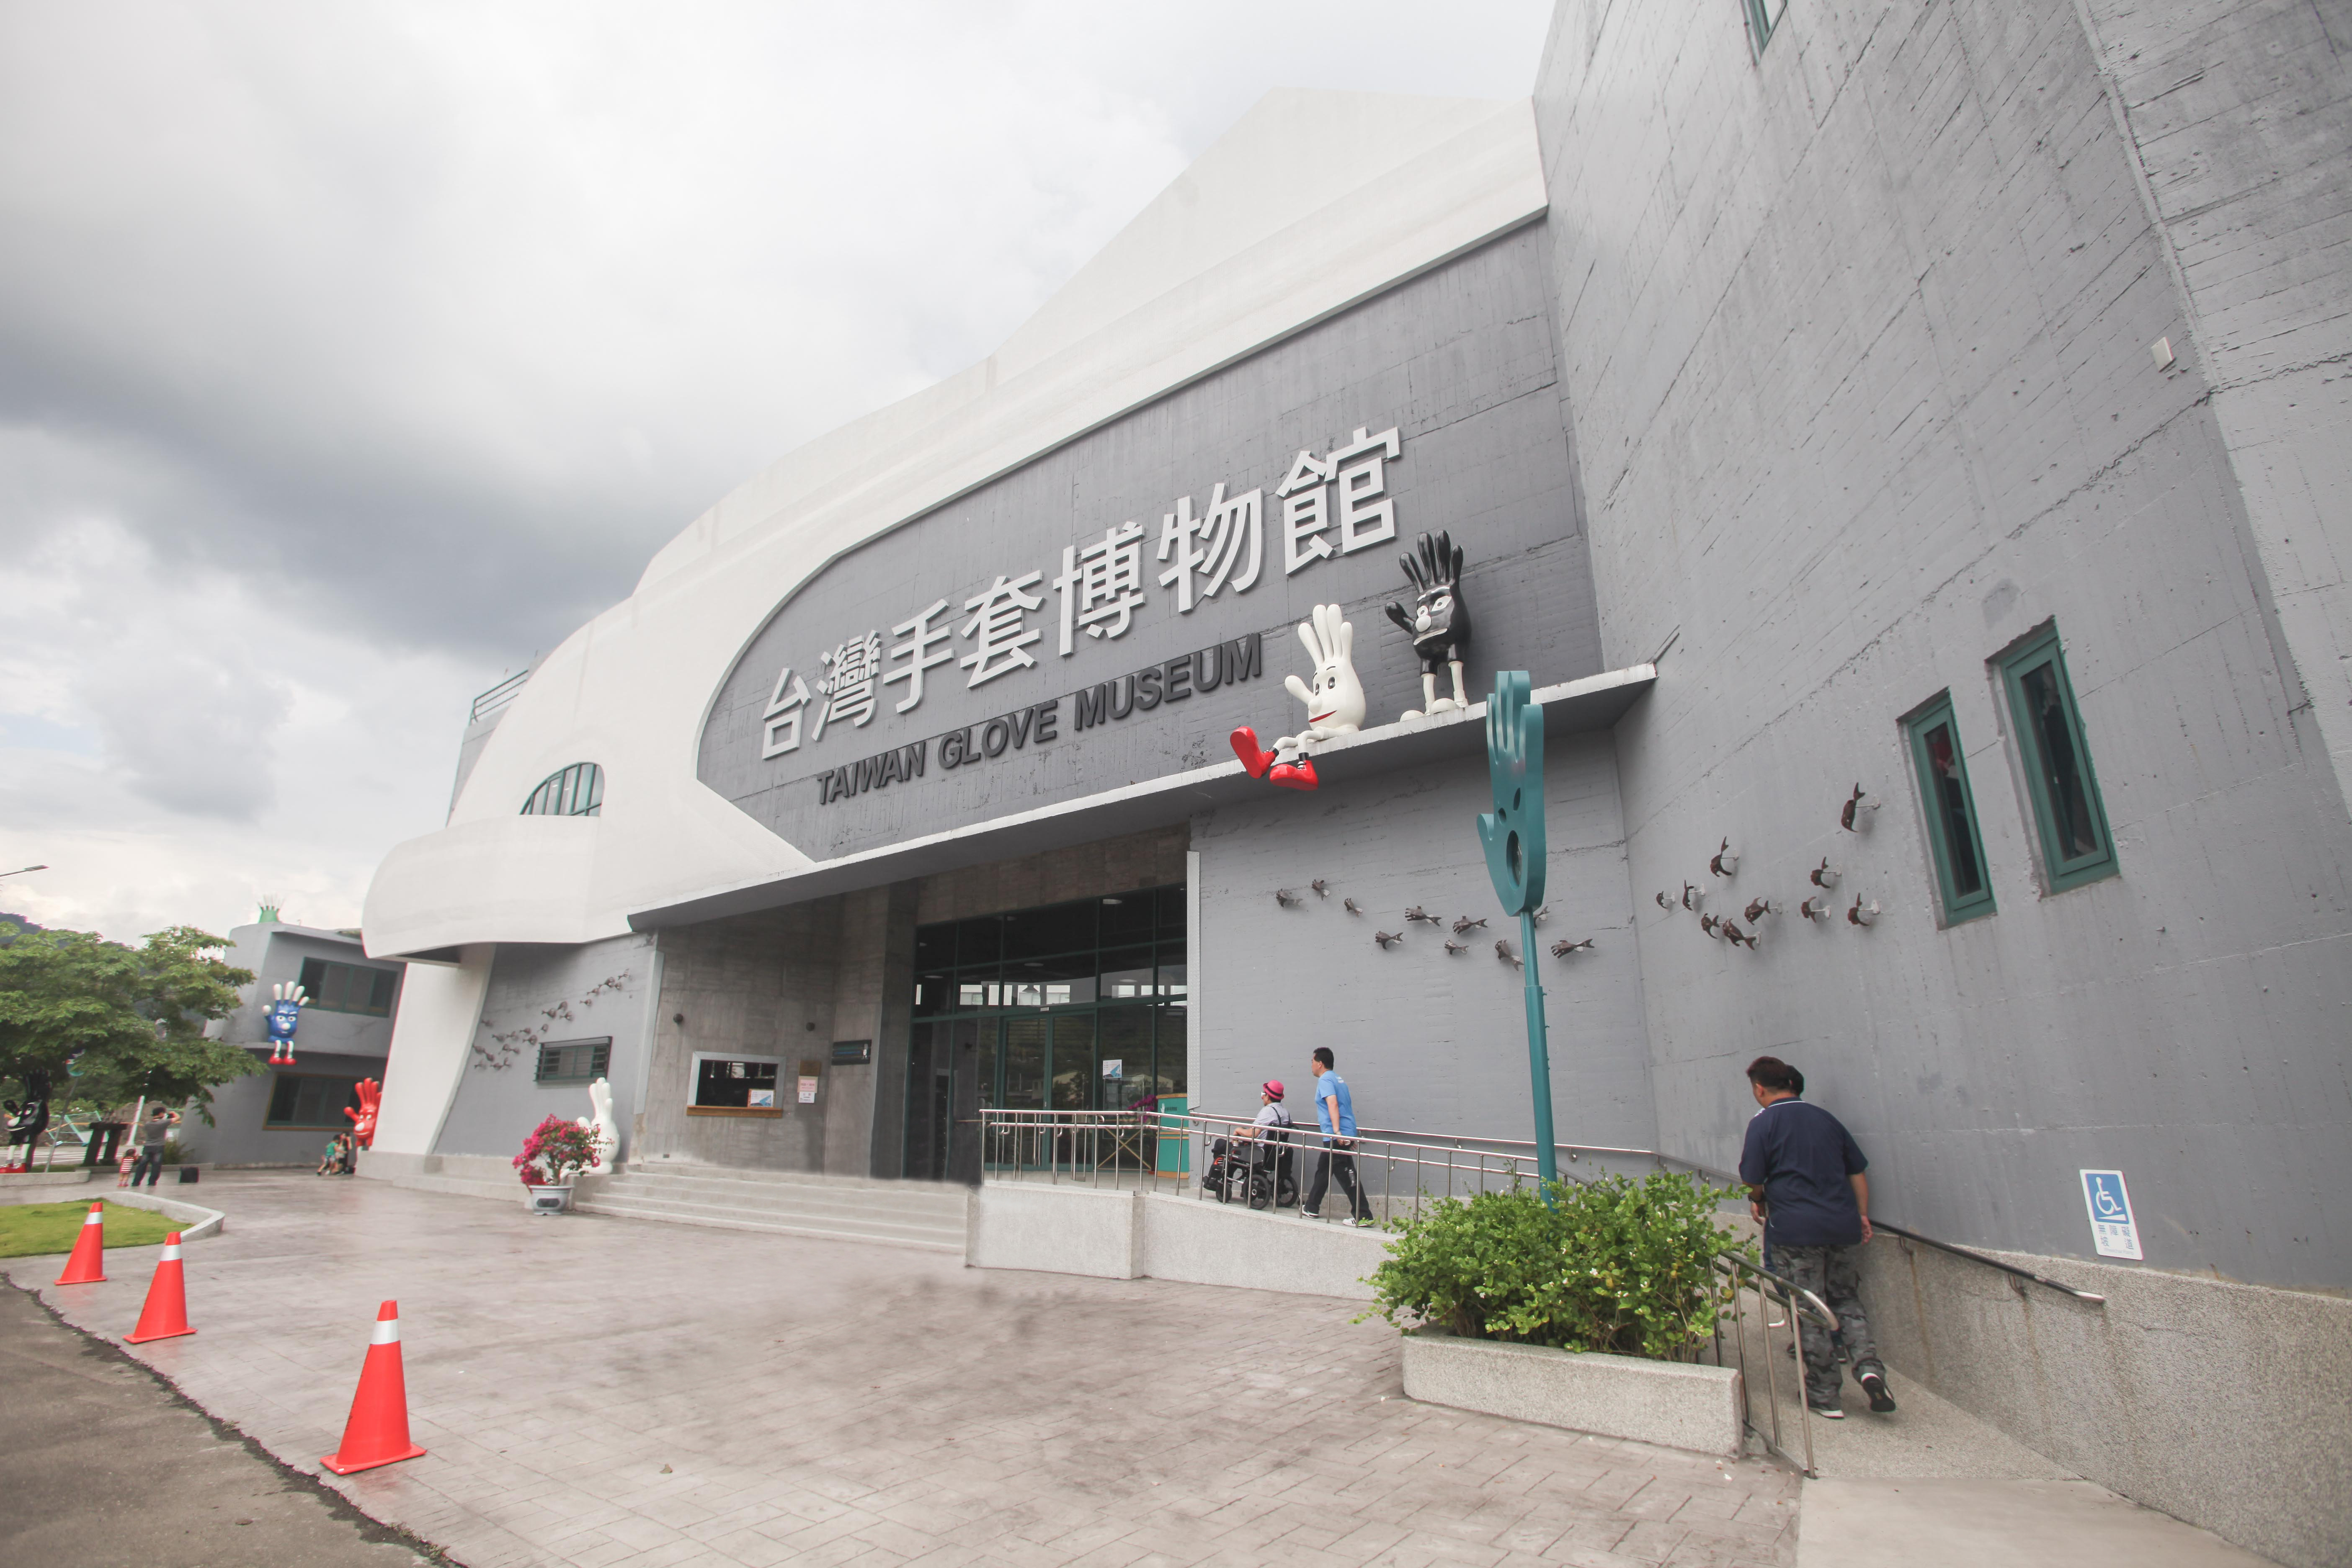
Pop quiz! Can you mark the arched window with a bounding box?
[521,763,603,818]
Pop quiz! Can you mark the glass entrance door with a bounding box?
[906,883,1189,1181]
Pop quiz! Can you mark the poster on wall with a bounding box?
[797,1076,819,1105]
[747,1088,776,1109]
[2079,1169,2142,1260]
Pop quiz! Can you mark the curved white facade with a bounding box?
[362,90,1547,959]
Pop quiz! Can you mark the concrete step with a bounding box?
[595,1174,967,1220]
[617,1162,967,1197]
[574,1163,971,1253]
[580,1186,966,1235]
[575,1192,965,1253]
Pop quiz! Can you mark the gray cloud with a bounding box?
[0,0,1549,937]
[78,649,291,822]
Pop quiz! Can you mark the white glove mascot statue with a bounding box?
[1227,604,1366,791]
[578,1077,621,1171]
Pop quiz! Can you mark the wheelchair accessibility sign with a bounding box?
[2079,1170,2143,1260]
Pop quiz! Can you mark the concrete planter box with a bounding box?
[1401,1328,1743,1457]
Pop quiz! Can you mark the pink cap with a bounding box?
[1262,1081,1284,1100]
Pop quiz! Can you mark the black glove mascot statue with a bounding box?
[1383,529,1473,720]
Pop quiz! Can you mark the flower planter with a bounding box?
[1401,1327,1743,1456]
[525,1184,574,1215]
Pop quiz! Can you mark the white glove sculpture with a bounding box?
[1228,604,1365,791]
[577,1077,621,1170]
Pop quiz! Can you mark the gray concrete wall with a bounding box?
[1531,3,2352,1559]
[636,905,841,1170]
[700,224,1603,862]
[1193,733,1655,1149]
[1532,0,2352,1292]
[2073,0,2352,820]
[433,934,655,1163]
[1855,1235,2352,1568]
[821,883,919,1178]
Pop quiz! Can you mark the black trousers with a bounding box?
[129,1148,165,1187]
[1305,1143,1372,1220]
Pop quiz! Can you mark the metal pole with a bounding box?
[1520,908,1556,1189]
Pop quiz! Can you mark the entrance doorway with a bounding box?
[902,884,1186,1182]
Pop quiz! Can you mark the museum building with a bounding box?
[361,5,2350,1560]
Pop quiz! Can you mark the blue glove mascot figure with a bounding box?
[266,982,307,1066]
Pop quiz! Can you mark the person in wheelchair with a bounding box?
[1204,1081,1295,1209]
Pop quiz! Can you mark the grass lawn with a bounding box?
[0,1200,182,1258]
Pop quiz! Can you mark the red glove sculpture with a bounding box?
[346,1078,382,1149]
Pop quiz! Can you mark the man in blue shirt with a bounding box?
[1737,1055,1895,1417]
[1301,1047,1374,1224]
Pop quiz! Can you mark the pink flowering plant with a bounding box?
[514,1114,601,1187]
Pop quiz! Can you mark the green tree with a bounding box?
[0,922,260,1129]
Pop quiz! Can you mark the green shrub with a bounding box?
[1363,1171,1749,1361]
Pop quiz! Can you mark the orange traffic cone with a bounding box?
[320,1300,427,1475]
[54,1201,108,1284]
[124,1231,195,1343]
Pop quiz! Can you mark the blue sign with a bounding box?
[2079,1169,2142,1260]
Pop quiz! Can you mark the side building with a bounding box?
[182,914,405,1168]
[361,11,2351,1564]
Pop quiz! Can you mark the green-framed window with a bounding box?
[535,1037,611,1084]
[522,762,602,817]
[1903,694,1997,926]
[1743,0,1788,55]
[1997,625,2118,892]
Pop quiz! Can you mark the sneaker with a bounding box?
[1299,1207,1322,1219]
[1352,1216,1378,1228]
[1859,1371,1897,1413]
[1808,1401,1844,1419]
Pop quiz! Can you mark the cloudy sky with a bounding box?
[0,2,1550,944]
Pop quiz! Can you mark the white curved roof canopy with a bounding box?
[362,89,1548,959]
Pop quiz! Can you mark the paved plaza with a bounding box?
[3,1174,1799,1568]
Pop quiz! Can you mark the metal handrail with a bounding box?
[469,668,533,725]
[1870,1219,2106,1304]
[1347,1119,2105,1304]
[1710,1251,1840,1475]
[975,1106,1847,1471]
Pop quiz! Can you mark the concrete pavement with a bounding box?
[5,1173,1802,1567]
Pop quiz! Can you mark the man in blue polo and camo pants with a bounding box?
[1738,1055,1895,1418]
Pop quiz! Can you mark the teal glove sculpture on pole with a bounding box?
[1477,671,1556,1187]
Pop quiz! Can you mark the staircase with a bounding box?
[575,1164,969,1254]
